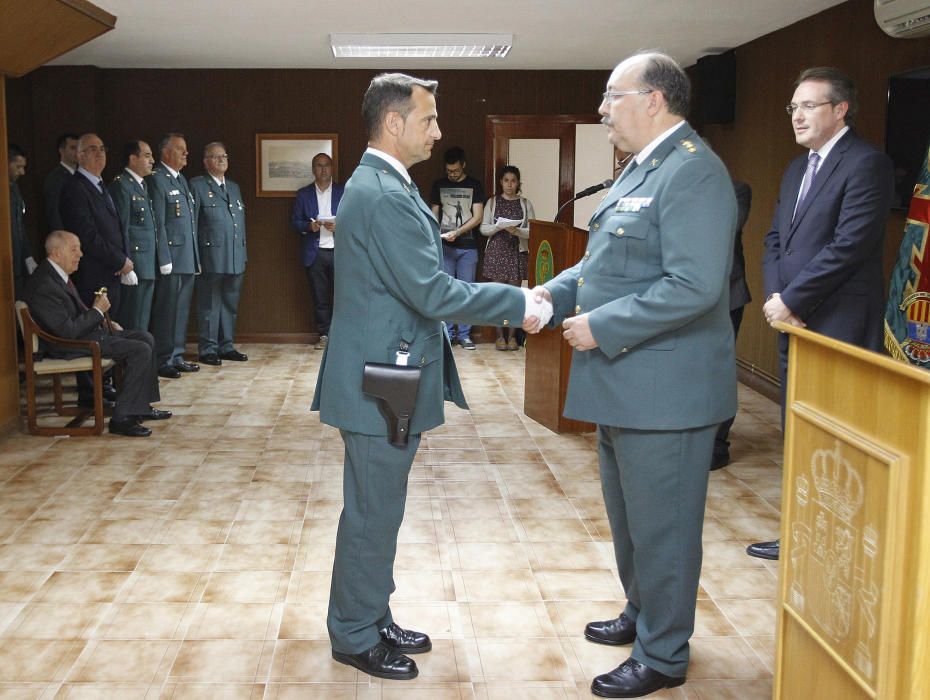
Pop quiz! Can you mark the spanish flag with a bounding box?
[884,140,930,367]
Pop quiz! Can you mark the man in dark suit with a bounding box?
[43,132,79,233]
[23,231,171,436]
[712,179,752,470]
[147,133,200,378]
[291,152,343,350]
[8,143,32,299]
[749,67,894,561]
[109,140,168,332]
[534,52,737,697]
[191,141,248,365]
[59,133,133,318]
[311,73,545,682]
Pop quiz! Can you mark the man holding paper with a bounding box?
[534,52,737,697]
[311,72,550,682]
[291,152,343,350]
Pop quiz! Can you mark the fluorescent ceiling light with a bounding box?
[331,33,512,58]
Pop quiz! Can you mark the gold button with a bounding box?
[617,228,624,235]
[503,319,509,327]
[584,251,590,259]
[578,278,584,287]
[575,305,581,313]
[593,223,600,230]
[621,347,628,353]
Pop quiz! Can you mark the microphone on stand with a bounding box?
[554,178,614,222]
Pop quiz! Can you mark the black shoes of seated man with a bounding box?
[108,416,151,437]
[219,349,248,361]
[199,354,222,366]
[331,624,431,680]
[591,658,685,698]
[747,538,780,560]
[585,612,637,646]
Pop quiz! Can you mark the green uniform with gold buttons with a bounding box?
[190,175,247,356]
[311,151,525,655]
[108,171,169,331]
[544,123,737,678]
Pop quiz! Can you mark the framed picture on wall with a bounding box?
[255,133,338,197]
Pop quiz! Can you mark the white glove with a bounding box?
[25,256,37,274]
[159,263,173,275]
[521,287,553,327]
[120,270,139,286]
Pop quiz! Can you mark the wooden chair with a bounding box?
[15,300,116,436]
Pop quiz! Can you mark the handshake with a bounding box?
[521,287,553,333]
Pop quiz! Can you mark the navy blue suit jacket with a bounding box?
[762,130,894,352]
[59,171,129,311]
[291,182,344,267]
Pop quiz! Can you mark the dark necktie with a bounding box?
[219,182,226,192]
[66,278,88,311]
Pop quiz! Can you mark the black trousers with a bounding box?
[75,329,161,418]
[713,305,744,455]
[306,248,335,336]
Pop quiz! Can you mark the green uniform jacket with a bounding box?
[311,151,525,436]
[108,172,169,280]
[190,175,247,275]
[145,163,199,274]
[546,122,738,430]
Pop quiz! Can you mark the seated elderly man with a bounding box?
[23,230,171,437]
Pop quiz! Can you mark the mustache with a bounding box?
[601,116,613,127]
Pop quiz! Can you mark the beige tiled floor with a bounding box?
[0,343,782,698]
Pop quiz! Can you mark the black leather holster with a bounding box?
[362,362,421,447]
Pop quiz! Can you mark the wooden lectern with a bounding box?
[523,220,595,434]
[774,324,930,699]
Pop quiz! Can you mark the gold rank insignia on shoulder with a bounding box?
[650,158,659,167]
[615,196,654,213]
[680,139,697,153]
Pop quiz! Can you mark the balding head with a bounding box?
[45,230,83,275]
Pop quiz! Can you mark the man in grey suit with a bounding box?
[147,133,200,378]
[190,142,248,366]
[534,52,737,697]
[43,132,79,232]
[311,73,546,682]
[109,140,169,332]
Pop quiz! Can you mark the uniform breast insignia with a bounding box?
[614,197,654,213]
[680,139,698,153]
[169,189,180,196]
[207,190,214,198]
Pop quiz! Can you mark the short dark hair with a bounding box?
[795,67,858,126]
[444,147,465,166]
[158,132,186,154]
[56,133,79,151]
[499,165,522,193]
[8,143,26,162]
[362,73,438,141]
[632,51,691,118]
[122,140,144,167]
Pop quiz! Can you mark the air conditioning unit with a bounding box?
[875,0,930,37]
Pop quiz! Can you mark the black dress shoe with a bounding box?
[747,539,780,560]
[176,361,200,372]
[585,612,636,646]
[158,365,181,379]
[108,416,152,438]
[219,349,248,361]
[199,354,222,366]
[591,658,685,698]
[380,622,432,653]
[331,640,418,680]
[137,407,172,421]
[77,396,116,410]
